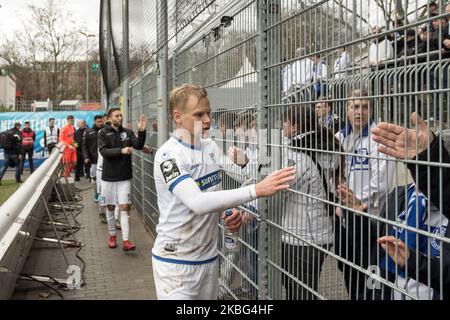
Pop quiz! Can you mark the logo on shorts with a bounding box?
[161,159,181,183]
[164,243,177,253]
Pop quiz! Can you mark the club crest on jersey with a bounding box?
[120,132,128,140]
[161,159,181,183]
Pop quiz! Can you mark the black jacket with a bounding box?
[4,128,23,155]
[98,125,146,181]
[75,127,87,153]
[82,125,102,164]
[404,134,450,300]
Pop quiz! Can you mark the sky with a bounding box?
[0,0,100,44]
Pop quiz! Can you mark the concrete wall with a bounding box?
[0,74,16,110]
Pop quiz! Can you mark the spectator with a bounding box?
[212,111,237,153]
[312,55,328,99]
[220,111,260,300]
[0,122,22,184]
[371,113,450,300]
[291,48,314,102]
[399,29,426,59]
[282,62,293,99]
[345,115,450,302]
[422,14,450,53]
[335,89,395,214]
[419,14,450,120]
[315,96,341,133]
[280,105,343,300]
[333,47,352,80]
[44,117,60,154]
[368,26,394,67]
[75,119,89,181]
[419,1,438,21]
[389,19,407,56]
[334,89,395,299]
[20,121,35,174]
[83,115,104,196]
[446,4,450,32]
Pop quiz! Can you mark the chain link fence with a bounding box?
[102,0,450,300]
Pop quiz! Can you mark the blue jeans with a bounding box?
[0,153,21,182]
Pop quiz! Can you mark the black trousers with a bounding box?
[334,214,377,300]
[20,148,34,174]
[281,242,328,300]
[75,151,90,179]
[47,143,56,154]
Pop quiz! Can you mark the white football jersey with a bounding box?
[152,136,223,264]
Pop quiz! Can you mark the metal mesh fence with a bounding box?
[103,0,450,300]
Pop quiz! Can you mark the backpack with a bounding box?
[0,130,14,150]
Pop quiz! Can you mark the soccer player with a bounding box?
[60,115,77,177]
[152,84,295,300]
[98,108,147,252]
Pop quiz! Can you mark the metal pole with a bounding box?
[106,0,113,105]
[157,0,169,146]
[122,0,129,125]
[257,0,269,300]
[86,37,90,105]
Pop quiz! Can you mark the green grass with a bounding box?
[0,180,21,206]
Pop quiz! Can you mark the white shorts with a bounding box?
[101,180,131,205]
[152,257,218,300]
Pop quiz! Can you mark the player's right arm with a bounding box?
[156,151,295,215]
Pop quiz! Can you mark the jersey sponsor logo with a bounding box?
[195,171,221,191]
[161,159,181,183]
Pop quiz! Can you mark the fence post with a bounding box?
[157,0,169,147]
[257,0,282,300]
[122,0,129,126]
[256,0,269,300]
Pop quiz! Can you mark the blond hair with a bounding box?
[169,84,208,115]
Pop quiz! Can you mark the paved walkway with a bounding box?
[11,177,157,300]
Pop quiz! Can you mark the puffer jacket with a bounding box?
[282,130,341,246]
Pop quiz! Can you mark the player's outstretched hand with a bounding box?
[255,167,295,197]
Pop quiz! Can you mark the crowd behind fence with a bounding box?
[103,0,450,300]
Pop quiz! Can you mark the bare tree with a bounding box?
[27,0,84,101]
[1,0,87,102]
[374,0,406,26]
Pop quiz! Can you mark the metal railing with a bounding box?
[0,147,84,299]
